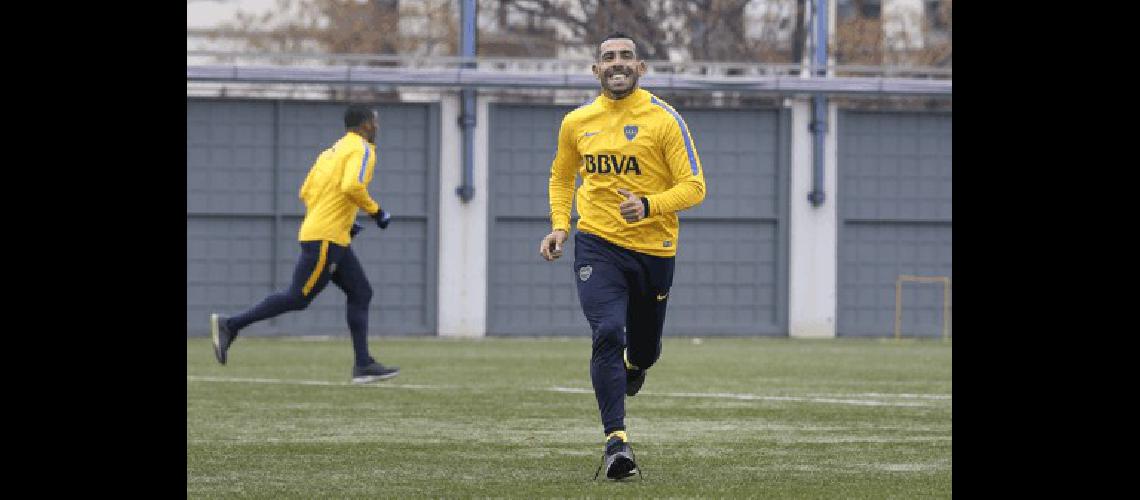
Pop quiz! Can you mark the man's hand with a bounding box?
[539,229,568,261]
[618,189,646,223]
[372,209,392,229]
[350,222,364,238]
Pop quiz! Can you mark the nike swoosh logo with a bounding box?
[656,293,668,301]
[583,131,600,137]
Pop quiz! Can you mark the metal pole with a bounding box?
[456,0,477,202]
[808,0,828,207]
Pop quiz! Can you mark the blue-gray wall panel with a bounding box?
[667,220,782,334]
[186,101,275,213]
[838,222,952,337]
[186,217,276,335]
[838,111,952,338]
[490,106,571,218]
[839,112,952,221]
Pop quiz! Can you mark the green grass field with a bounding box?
[187,336,951,498]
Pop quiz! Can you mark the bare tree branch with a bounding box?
[207,0,948,68]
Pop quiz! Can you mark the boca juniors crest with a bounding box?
[624,125,638,141]
[579,265,593,282]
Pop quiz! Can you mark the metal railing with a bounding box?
[186,51,952,97]
[187,50,951,80]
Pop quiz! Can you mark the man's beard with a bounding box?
[602,66,638,97]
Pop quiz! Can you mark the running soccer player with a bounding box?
[210,104,400,384]
[538,32,707,479]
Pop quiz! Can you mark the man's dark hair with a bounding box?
[344,105,375,129]
[598,31,638,59]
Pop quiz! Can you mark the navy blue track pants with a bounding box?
[573,231,675,435]
[227,240,374,366]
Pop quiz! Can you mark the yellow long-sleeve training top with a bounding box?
[297,131,381,246]
[549,88,707,257]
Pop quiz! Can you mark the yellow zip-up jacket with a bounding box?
[297,131,381,246]
[549,88,707,257]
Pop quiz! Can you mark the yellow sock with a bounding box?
[607,430,628,443]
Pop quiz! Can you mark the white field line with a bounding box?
[186,376,942,407]
[547,387,935,407]
[808,392,952,400]
[186,375,452,390]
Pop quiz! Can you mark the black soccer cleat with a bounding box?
[600,436,639,480]
[210,313,236,365]
[626,368,646,397]
[352,360,400,384]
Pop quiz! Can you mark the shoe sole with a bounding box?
[210,313,225,365]
[606,456,638,480]
[351,371,400,384]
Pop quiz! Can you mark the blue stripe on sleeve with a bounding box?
[651,96,699,175]
[358,140,370,182]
